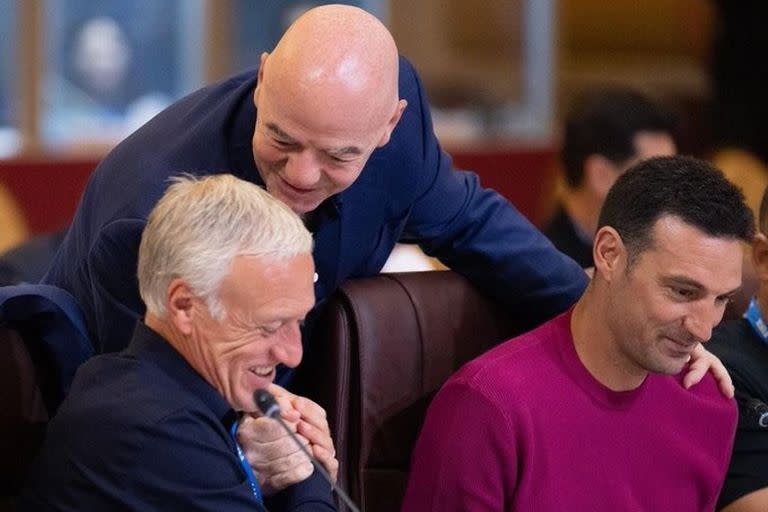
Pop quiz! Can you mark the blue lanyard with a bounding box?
[230,419,264,505]
[744,297,768,345]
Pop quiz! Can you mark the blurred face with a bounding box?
[604,131,676,190]
[587,131,676,205]
[190,253,315,412]
[252,55,399,214]
[604,216,742,379]
[629,131,676,165]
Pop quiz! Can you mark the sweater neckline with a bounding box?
[553,309,650,410]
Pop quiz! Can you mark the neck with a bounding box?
[571,284,648,391]
[146,313,225,398]
[562,188,601,239]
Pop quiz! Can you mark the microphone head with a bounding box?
[254,388,281,418]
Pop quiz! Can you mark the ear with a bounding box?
[583,154,620,199]
[592,226,625,282]
[166,278,196,336]
[376,99,408,147]
[254,52,270,107]
[752,233,768,282]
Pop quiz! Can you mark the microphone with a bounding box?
[254,389,361,512]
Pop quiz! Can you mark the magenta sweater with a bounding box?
[402,310,736,511]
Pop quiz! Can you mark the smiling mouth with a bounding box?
[249,366,275,378]
[664,336,697,355]
[279,178,315,194]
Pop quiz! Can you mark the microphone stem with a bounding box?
[274,415,361,512]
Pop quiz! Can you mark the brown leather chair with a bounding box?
[295,271,526,512]
[0,285,93,511]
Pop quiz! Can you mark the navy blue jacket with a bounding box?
[20,323,336,511]
[44,58,587,360]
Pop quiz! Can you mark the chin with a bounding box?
[651,359,688,376]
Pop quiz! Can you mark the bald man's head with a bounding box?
[251,4,407,214]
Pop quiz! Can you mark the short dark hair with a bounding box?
[561,88,676,188]
[598,155,754,265]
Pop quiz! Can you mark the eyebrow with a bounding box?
[664,275,741,297]
[265,122,363,157]
[265,123,296,143]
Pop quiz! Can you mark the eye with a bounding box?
[258,324,281,335]
[670,286,696,300]
[326,154,354,165]
[715,294,733,306]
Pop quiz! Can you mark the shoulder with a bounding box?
[87,70,257,198]
[661,370,737,424]
[448,313,569,405]
[66,352,208,429]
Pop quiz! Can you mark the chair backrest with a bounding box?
[0,284,93,510]
[0,326,48,510]
[295,271,525,512]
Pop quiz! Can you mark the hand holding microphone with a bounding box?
[237,384,337,495]
[255,388,361,512]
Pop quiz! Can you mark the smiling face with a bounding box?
[249,5,406,215]
[252,75,386,214]
[252,52,404,215]
[599,215,742,383]
[188,253,315,412]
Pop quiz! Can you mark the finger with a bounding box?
[682,360,707,390]
[239,419,309,463]
[267,383,299,405]
[244,436,304,465]
[261,384,303,424]
[252,444,313,476]
[238,415,287,444]
[311,444,339,483]
[297,418,334,451]
[708,359,735,398]
[684,344,735,398]
[292,396,328,427]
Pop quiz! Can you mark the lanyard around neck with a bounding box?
[230,419,265,506]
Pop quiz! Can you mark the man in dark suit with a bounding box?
[543,88,676,267]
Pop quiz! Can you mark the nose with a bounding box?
[271,321,304,368]
[283,151,321,188]
[684,302,720,343]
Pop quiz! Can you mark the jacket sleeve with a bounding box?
[397,59,587,329]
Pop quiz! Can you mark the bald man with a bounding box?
[42,4,729,492]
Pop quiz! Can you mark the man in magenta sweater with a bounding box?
[402,155,754,511]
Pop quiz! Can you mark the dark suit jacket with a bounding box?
[542,205,593,268]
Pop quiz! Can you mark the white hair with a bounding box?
[138,174,313,319]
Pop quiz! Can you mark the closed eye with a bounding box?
[273,138,298,149]
[669,286,698,300]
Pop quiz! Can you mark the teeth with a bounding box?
[250,366,273,377]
